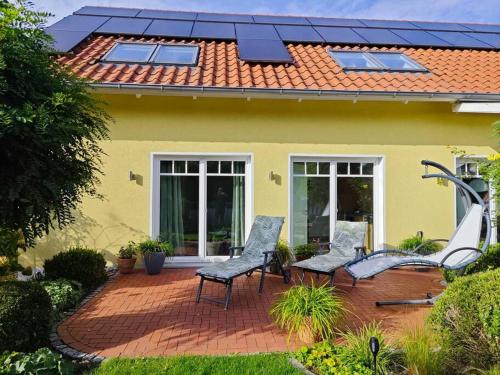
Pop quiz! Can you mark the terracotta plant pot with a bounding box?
[117,257,136,274]
[143,252,166,275]
[295,255,312,262]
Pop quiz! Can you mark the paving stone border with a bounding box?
[49,267,119,364]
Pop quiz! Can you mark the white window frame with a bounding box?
[454,155,497,244]
[150,153,253,265]
[288,154,385,250]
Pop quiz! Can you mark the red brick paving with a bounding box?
[58,267,444,357]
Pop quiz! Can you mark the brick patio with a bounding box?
[58,267,444,357]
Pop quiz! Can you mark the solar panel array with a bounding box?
[46,6,500,63]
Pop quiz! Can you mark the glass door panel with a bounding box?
[159,161,199,256]
[337,161,374,250]
[292,161,330,246]
[206,161,245,256]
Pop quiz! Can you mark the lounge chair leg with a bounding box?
[196,276,204,303]
[316,272,320,281]
[258,264,266,294]
[329,272,335,287]
[224,279,233,310]
[352,277,357,287]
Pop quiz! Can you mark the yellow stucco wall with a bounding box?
[20,94,498,267]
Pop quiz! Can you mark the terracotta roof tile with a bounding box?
[57,35,500,94]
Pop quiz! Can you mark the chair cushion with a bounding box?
[331,221,367,258]
[294,254,352,273]
[197,256,264,279]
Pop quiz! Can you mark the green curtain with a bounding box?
[159,176,184,250]
[231,176,245,247]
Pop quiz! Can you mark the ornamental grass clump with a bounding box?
[339,322,401,375]
[399,324,447,375]
[270,283,344,343]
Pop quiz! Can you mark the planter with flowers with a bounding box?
[137,239,174,275]
[117,242,137,274]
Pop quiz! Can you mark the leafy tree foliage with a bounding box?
[0,1,110,247]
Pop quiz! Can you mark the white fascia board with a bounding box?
[453,102,500,113]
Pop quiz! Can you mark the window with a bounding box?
[103,42,199,65]
[151,45,199,65]
[291,159,381,250]
[104,43,156,63]
[330,50,427,72]
[153,156,251,260]
[455,158,497,244]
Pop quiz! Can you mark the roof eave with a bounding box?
[89,83,500,103]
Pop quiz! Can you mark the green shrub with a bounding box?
[44,248,107,289]
[0,281,52,352]
[428,268,499,372]
[118,242,136,259]
[40,279,82,320]
[295,341,372,375]
[276,239,294,265]
[136,239,174,257]
[293,243,318,259]
[340,322,401,375]
[0,347,73,375]
[398,235,443,255]
[399,324,447,375]
[443,243,500,283]
[270,284,344,342]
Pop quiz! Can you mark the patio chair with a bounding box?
[195,215,285,310]
[345,160,491,306]
[293,220,368,287]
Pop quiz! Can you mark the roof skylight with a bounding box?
[103,42,199,65]
[330,50,427,72]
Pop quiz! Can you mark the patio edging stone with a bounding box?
[49,267,119,364]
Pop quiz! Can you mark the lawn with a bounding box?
[88,353,302,375]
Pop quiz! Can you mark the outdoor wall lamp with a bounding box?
[129,171,136,181]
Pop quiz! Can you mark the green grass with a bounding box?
[88,353,302,375]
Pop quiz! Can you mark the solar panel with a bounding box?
[353,28,411,45]
[136,9,196,20]
[253,15,309,25]
[197,12,253,23]
[307,17,364,27]
[275,25,324,43]
[464,32,500,48]
[48,15,109,32]
[360,19,419,29]
[143,20,193,38]
[412,21,471,32]
[191,22,235,39]
[75,6,140,17]
[45,29,92,52]
[96,17,152,35]
[237,39,293,63]
[391,29,452,47]
[463,24,500,33]
[314,27,368,44]
[235,24,280,40]
[428,31,493,48]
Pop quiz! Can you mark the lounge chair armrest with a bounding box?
[413,239,449,254]
[229,246,245,259]
[439,247,483,267]
[354,246,367,259]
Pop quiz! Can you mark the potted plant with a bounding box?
[270,283,344,344]
[117,242,137,274]
[293,243,319,262]
[270,240,294,275]
[137,239,174,275]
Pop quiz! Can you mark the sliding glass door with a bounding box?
[291,158,379,250]
[154,156,250,261]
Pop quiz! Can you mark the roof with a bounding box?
[58,35,500,96]
[50,7,500,99]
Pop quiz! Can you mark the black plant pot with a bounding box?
[143,252,166,275]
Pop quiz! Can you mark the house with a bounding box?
[23,6,500,267]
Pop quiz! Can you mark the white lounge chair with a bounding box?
[345,160,491,306]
